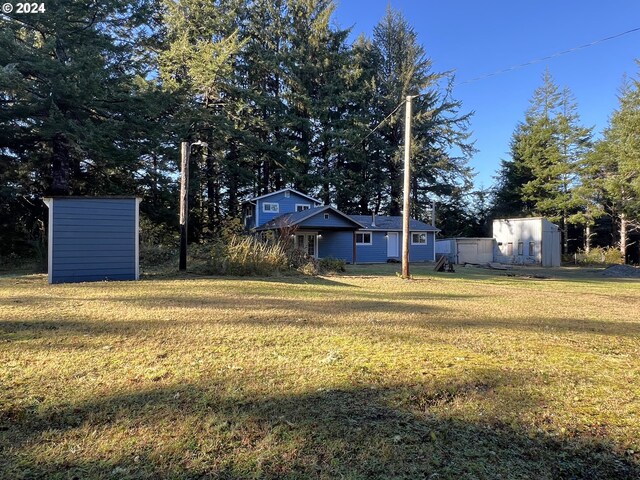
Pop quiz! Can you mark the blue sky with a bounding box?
[331,1,640,189]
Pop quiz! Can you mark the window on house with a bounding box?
[356,232,372,245]
[324,213,329,220]
[529,242,535,256]
[296,204,311,212]
[263,202,279,213]
[506,242,513,255]
[411,233,427,244]
[518,241,524,255]
[284,190,290,198]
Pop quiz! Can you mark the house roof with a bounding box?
[349,215,439,232]
[243,188,323,205]
[256,205,365,230]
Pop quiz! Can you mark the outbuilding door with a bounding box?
[387,232,399,257]
[457,241,479,264]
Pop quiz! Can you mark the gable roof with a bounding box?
[349,215,439,232]
[243,188,323,205]
[257,205,365,230]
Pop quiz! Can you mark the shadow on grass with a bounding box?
[2,373,637,479]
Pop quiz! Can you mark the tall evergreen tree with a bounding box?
[364,7,474,221]
[492,71,591,254]
[585,73,640,262]
[0,0,168,254]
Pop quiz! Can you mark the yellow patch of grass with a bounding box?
[1,265,639,478]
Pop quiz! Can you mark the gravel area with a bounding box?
[601,264,640,278]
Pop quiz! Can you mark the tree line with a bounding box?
[1,0,476,259]
[1,1,639,264]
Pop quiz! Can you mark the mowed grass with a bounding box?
[1,265,639,479]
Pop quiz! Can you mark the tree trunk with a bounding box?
[584,224,591,253]
[620,212,628,264]
[562,211,569,255]
[51,133,71,195]
[226,142,239,218]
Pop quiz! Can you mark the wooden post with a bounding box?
[179,141,189,271]
[401,95,413,279]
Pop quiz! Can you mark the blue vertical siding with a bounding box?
[50,198,138,283]
[256,191,322,227]
[318,231,354,263]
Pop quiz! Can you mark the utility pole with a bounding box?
[179,141,190,271]
[179,140,207,271]
[401,95,413,279]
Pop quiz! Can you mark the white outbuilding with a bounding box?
[493,217,561,267]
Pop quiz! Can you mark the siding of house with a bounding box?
[256,191,321,227]
[297,211,356,229]
[318,231,354,263]
[354,231,435,263]
[410,231,436,262]
[46,197,139,284]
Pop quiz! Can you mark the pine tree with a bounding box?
[367,7,474,220]
[586,73,640,262]
[0,0,168,254]
[496,71,591,254]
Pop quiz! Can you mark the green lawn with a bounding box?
[1,265,639,479]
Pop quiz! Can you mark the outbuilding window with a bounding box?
[529,242,535,256]
[411,233,427,245]
[263,202,279,213]
[356,232,372,245]
[518,241,524,255]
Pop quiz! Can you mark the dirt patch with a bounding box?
[601,264,640,278]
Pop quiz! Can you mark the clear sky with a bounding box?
[331,0,640,189]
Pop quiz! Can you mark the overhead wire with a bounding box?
[359,25,640,141]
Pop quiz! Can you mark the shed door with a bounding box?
[457,242,478,264]
[387,232,399,257]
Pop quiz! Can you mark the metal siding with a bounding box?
[256,191,321,227]
[493,218,543,265]
[51,198,137,283]
[318,231,354,262]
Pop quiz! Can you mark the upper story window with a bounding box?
[296,204,311,212]
[284,191,290,198]
[263,202,279,213]
[411,233,427,245]
[356,232,372,245]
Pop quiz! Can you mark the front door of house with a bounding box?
[387,232,399,257]
[296,233,317,258]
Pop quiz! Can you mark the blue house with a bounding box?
[242,188,438,264]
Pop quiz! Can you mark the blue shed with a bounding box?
[44,197,141,284]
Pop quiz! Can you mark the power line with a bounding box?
[458,26,640,86]
[361,100,406,142]
[359,26,640,140]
